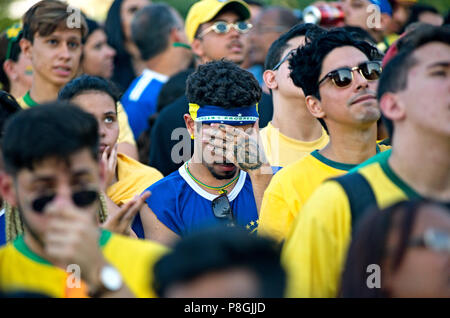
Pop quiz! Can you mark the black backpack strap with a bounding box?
[331,172,378,235]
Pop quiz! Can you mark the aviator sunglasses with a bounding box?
[211,193,236,227]
[31,189,99,213]
[318,61,382,88]
[198,21,252,38]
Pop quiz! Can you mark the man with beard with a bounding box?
[148,0,274,176]
[138,60,273,246]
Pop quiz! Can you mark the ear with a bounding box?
[19,38,33,61]
[190,38,206,62]
[2,60,17,81]
[184,114,195,137]
[263,69,278,91]
[305,95,325,120]
[379,92,406,122]
[0,172,18,207]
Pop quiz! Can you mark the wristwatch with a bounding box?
[90,265,123,297]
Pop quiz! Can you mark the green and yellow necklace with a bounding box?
[185,162,239,195]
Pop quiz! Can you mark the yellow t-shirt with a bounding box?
[258,150,358,243]
[17,93,136,146]
[281,158,428,298]
[0,230,168,297]
[259,122,329,168]
[107,153,163,206]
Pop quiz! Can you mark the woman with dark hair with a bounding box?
[81,17,116,79]
[104,0,149,91]
[340,200,450,298]
[0,24,32,99]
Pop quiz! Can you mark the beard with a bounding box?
[206,163,238,180]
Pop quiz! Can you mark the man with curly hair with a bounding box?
[136,60,273,246]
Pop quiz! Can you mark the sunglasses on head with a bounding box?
[198,21,252,38]
[211,193,235,227]
[272,49,296,71]
[31,189,99,213]
[318,61,382,88]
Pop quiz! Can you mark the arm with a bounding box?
[139,204,180,247]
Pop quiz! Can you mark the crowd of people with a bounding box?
[0,0,448,298]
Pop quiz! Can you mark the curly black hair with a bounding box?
[186,60,262,109]
[289,29,380,100]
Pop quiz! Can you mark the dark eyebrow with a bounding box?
[104,111,117,116]
[427,61,450,69]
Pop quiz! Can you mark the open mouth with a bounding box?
[53,65,71,76]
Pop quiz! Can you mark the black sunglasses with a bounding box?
[318,61,382,88]
[32,190,99,213]
[211,193,235,226]
[272,49,296,71]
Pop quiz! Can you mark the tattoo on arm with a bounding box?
[234,137,264,171]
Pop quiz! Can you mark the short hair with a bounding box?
[153,227,286,297]
[264,23,325,71]
[58,75,121,108]
[2,103,99,175]
[338,26,377,45]
[407,4,441,26]
[186,60,261,109]
[376,25,450,137]
[131,3,181,61]
[22,0,87,43]
[289,29,379,100]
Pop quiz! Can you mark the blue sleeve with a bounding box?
[0,210,6,247]
[144,181,183,236]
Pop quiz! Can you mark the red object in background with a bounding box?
[303,3,345,27]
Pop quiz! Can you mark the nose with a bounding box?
[49,184,73,209]
[98,121,107,138]
[106,45,116,58]
[354,70,369,90]
[58,42,71,60]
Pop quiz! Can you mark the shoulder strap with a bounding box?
[332,172,378,235]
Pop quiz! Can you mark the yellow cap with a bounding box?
[185,0,251,43]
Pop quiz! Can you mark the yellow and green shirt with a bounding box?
[281,156,444,298]
[258,145,390,243]
[259,122,329,168]
[107,153,163,206]
[0,230,168,298]
[17,92,136,146]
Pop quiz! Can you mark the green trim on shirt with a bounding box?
[23,91,39,107]
[379,159,421,200]
[14,229,112,265]
[311,150,358,171]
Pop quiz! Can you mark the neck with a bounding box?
[187,160,240,195]
[29,76,61,104]
[23,230,48,261]
[388,129,450,201]
[319,121,378,165]
[9,84,28,100]
[125,41,145,76]
[271,94,323,141]
[145,50,188,78]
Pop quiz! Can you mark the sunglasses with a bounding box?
[31,189,99,213]
[409,228,450,253]
[198,21,252,38]
[318,61,382,88]
[272,49,296,71]
[211,193,235,227]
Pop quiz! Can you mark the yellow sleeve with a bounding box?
[281,181,352,298]
[117,101,136,146]
[258,174,296,243]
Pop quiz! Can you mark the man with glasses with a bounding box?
[0,104,167,297]
[258,29,389,243]
[137,60,273,247]
[148,0,274,177]
[282,25,450,298]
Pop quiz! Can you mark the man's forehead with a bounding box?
[412,42,450,66]
[35,27,82,40]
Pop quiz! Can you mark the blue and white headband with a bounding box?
[189,103,259,126]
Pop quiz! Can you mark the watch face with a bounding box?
[101,266,123,291]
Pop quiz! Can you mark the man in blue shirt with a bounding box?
[135,60,273,246]
[121,3,193,140]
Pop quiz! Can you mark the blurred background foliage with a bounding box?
[0,0,448,32]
